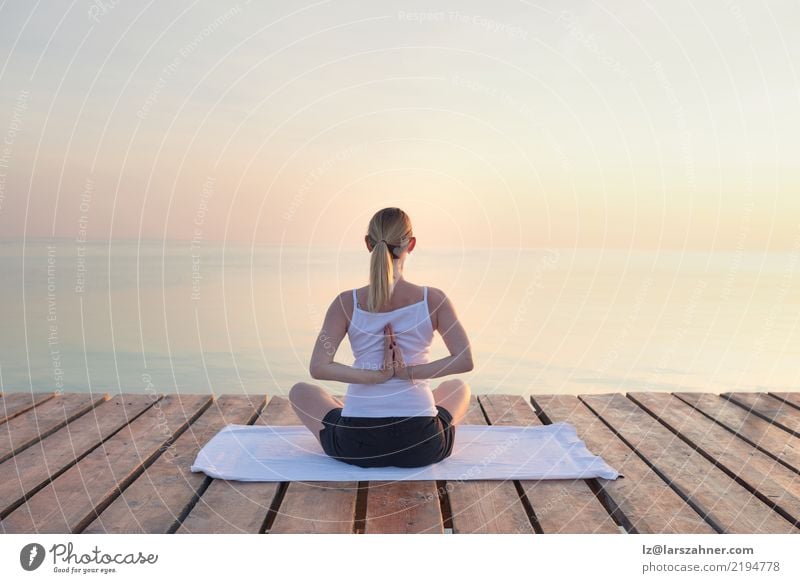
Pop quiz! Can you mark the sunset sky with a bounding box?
[0,0,798,251]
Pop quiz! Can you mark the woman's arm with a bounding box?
[398,288,473,380]
[308,291,389,384]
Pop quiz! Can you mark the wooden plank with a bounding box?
[581,393,797,533]
[0,394,211,533]
[676,392,800,473]
[770,392,800,411]
[0,394,158,518]
[533,394,715,534]
[82,394,266,533]
[363,411,447,534]
[0,392,107,463]
[200,394,361,534]
[364,479,444,533]
[266,394,359,534]
[479,394,619,533]
[0,392,57,425]
[629,392,800,528]
[270,482,359,533]
[723,392,800,436]
[177,396,295,533]
[446,395,534,533]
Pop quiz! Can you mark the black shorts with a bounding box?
[319,405,455,468]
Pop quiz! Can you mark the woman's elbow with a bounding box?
[462,352,474,372]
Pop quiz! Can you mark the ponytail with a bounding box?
[364,207,413,312]
[368,240,394,312]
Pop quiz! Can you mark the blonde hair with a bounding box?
[365,207,413,312]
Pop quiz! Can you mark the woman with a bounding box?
[289,207,473,468]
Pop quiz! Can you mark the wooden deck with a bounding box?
[1,390,799,534]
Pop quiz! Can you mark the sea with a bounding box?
[0,238,797,397]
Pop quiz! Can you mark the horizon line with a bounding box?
[0,237,792,256]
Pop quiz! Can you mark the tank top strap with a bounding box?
[352,288,358,309]
[423,286,428,301]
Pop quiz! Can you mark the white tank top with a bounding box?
[342,286,438,418]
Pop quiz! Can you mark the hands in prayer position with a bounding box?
[377,323,413,382]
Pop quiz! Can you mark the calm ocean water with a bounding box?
[0,239,797,397]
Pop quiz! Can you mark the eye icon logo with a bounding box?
[20,543,46,571]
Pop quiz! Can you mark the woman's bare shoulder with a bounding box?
[329,288,356,315]
[426,286,448,306]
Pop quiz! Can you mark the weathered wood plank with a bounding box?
[446,395,534,533]
[82,395,266,533]
[479,394,619,533]
[0,392,57,425]
[0,394,158,518]
[581,393,797,533]
[533,394,715,534]
[177,396,294,533]
[770,392,800,411]
[723,392,800,436]
[270,482,359,533]
[364,479,444,533]
[629,392,800,528]
[362,406,447,534]
[0,392,107,464]
[676,392,800,473]
[262,395,358,534]
[0,394,211,533]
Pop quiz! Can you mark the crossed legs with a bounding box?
[288,378,471,443]
[287,383,344,442]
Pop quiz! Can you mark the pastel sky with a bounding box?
[0,0,798,250]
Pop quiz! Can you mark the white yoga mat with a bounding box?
[190,422,622,482]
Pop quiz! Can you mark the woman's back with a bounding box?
[291,206,472,468]
[342,284,438,417]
